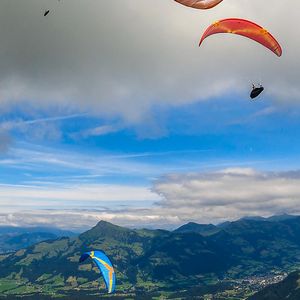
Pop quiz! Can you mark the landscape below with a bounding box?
[1,215,300,299]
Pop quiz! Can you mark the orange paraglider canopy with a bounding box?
[199,18,282,57]
[174,0,223,9]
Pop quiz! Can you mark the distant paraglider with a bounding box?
[199,18,282,57]
[250,84,264,99]
[175,0,223,9]
[43,1,61,17]
[79,251,116,294]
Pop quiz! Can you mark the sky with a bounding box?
[0,0,300,231]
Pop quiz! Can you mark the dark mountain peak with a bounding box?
[226,218,269,231]
[267,214,297,222]
[174,222,219,236]
[175,221,197,230]
[239,214,298,224]
[79,220,136,242]
[187,222,200,226]
[240,216,266,222]
[226,215,300,234]
[175,221,209,230]
[217,220,231,228]
[95,220,123,229]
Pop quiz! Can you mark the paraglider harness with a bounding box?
[250,84,264,99]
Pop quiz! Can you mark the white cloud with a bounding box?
[153,168,300,222]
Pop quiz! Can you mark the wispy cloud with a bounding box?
[229,106,278,126]
[0,113,86,131]
[0,113,87,146]
[0,144,206,180]
[0,183,159,207]
[73,124,121,139]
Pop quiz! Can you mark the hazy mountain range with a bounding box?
[0,226,76,253]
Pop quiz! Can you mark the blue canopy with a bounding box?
[79,250,116,293]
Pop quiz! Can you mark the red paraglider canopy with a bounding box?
[199,18,282,57]
[175,0,223,9]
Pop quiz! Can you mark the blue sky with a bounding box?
[0,0,299,230]
[2,94,300,230]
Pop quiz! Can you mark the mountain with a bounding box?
[174,222,220,236]
[138,231,231,282]
[1,218,300,298]
[248,271,300,300]
[0,232,57,252]
[209,217,300,276]
[240,216,267,222]
[0,226,76,236]
[267,214,298,222]
[0,221,171,298]
[0,226,76,253]
[175,216,300,277]
[239,214,297,223]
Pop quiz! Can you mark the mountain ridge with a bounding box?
[1,216,300,298]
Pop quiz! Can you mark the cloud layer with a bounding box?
[0,0,297,124]
[2,168,300,230]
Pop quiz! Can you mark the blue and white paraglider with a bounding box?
[79,250,116,294]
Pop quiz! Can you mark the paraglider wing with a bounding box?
[79,251,116,294]
[199,18,282,57]
[175,0,223,9]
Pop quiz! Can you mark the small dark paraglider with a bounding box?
[250,85,264,99]
[44,10,50,16]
